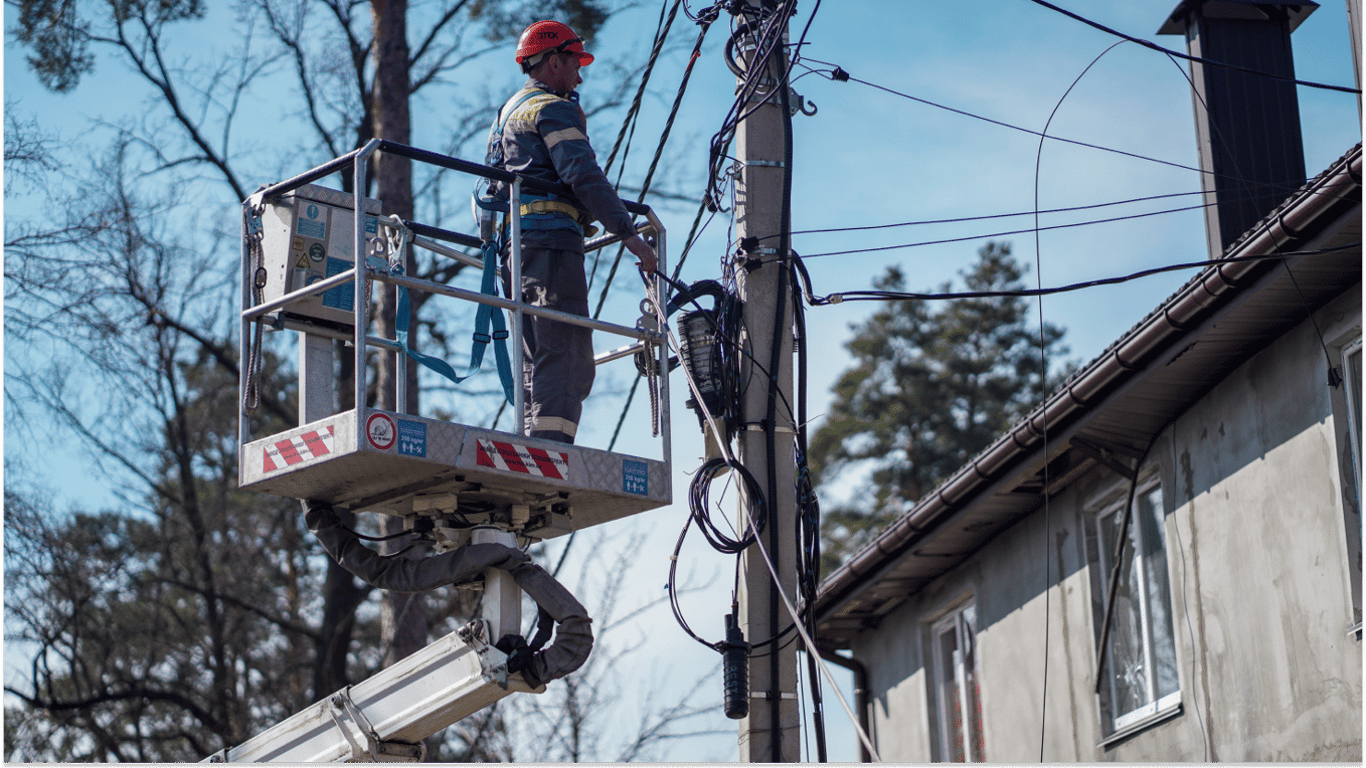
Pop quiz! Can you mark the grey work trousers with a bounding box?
[502,247,595,443]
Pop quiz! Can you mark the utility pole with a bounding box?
[731,1,800,761]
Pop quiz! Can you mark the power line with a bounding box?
[788,189,1208,236]
[785,200,1218,259]
[1026,0,1362,95]
[806,243,1360,304]
[795,57,1332,201]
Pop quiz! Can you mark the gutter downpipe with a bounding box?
[816,146,1362,620]
[817,650,871,762]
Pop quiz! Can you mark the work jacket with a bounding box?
[488,78,636,252]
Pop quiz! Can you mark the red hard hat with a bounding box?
[516,20,594,66]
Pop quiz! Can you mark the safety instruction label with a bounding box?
[622,459,648,495]
[321,257,354,311]
[397,419,426,457]
[262,426,335,473]
[475,438,568,480]
[296,217,325,239]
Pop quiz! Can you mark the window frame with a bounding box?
[1336,331,1363,635]
[1342,336,1362,501]
[1087,476,1182,738]
[928,600,985,762]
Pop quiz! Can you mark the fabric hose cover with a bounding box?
[508,561,593,685]
[304,501,531,592]
[304,501,593,684]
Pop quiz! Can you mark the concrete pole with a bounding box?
[731,3,800,761]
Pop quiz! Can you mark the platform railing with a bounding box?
[238,138,670,467]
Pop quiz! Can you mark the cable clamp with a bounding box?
[743,422,795,435]
[745,159,786,168]
[750,690,798,700]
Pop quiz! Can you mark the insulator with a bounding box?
[723,612,749,720]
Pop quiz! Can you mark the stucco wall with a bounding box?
[850,286,1362,761]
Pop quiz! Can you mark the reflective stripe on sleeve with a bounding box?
[543,127,588,150]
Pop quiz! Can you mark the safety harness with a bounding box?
[372,219,518,405]
[474,87,600,241]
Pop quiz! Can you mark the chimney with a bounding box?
[1348,0,1363,116]
[1158,1,1318,258]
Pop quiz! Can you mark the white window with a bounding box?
[1338,334,1362,632]
[930,602,985,762]
[1341,336,1362,509]
[1094,482,1180,733]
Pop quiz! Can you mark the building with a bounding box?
[812,1,1362,761]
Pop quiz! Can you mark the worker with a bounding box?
[485,19,657,445]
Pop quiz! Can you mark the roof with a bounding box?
[813,144,1362,650]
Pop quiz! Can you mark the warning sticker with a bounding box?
[262,426,335,473]
[475,438,569,480]
[366,412,396,450]
[295,254,309,268]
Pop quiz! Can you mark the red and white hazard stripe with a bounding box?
[263,426,335,473]
[475,438,569,480]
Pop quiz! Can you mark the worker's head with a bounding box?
[516,20,593,89]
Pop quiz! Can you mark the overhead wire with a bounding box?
[803,244,1359,303]
[776,198,1238,259]
[1029,37,1130,760]
[794,56,1335,204]
[1025,0,1362,95]
[587,0,685,308]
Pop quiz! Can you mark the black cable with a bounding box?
[783,200,1223,259]
[1031,38,1125,760]
[601,0,681,179]
[810,244,1359,303]
[796,57,1329,200]
[690,457,769,554]
[1026,0,1361,95]
[591,2,716,319]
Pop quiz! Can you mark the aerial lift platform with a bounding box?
[218,139,672,761]
[237,140,672,538]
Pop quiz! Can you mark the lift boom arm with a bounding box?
[205,619,537,762]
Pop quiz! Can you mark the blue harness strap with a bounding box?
[390,242,517,405]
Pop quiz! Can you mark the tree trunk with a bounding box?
[371,0,428,666]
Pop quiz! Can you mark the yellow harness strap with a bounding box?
[519,199,600,237]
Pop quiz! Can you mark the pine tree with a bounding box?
[809,242,1072,573]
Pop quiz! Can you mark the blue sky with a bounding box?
[5,0,1361,760]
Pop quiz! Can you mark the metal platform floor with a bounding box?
[240,408,671,539]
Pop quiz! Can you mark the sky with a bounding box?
[4,0,1362,761]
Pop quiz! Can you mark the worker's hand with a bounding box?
[625,234,657,275]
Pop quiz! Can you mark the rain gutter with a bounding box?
[815,145,1362,626]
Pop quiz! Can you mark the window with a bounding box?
[1341,336,1362,511]
[930,602,985,762]
[1338,333,1362,632]
[1093,482,1180,734]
